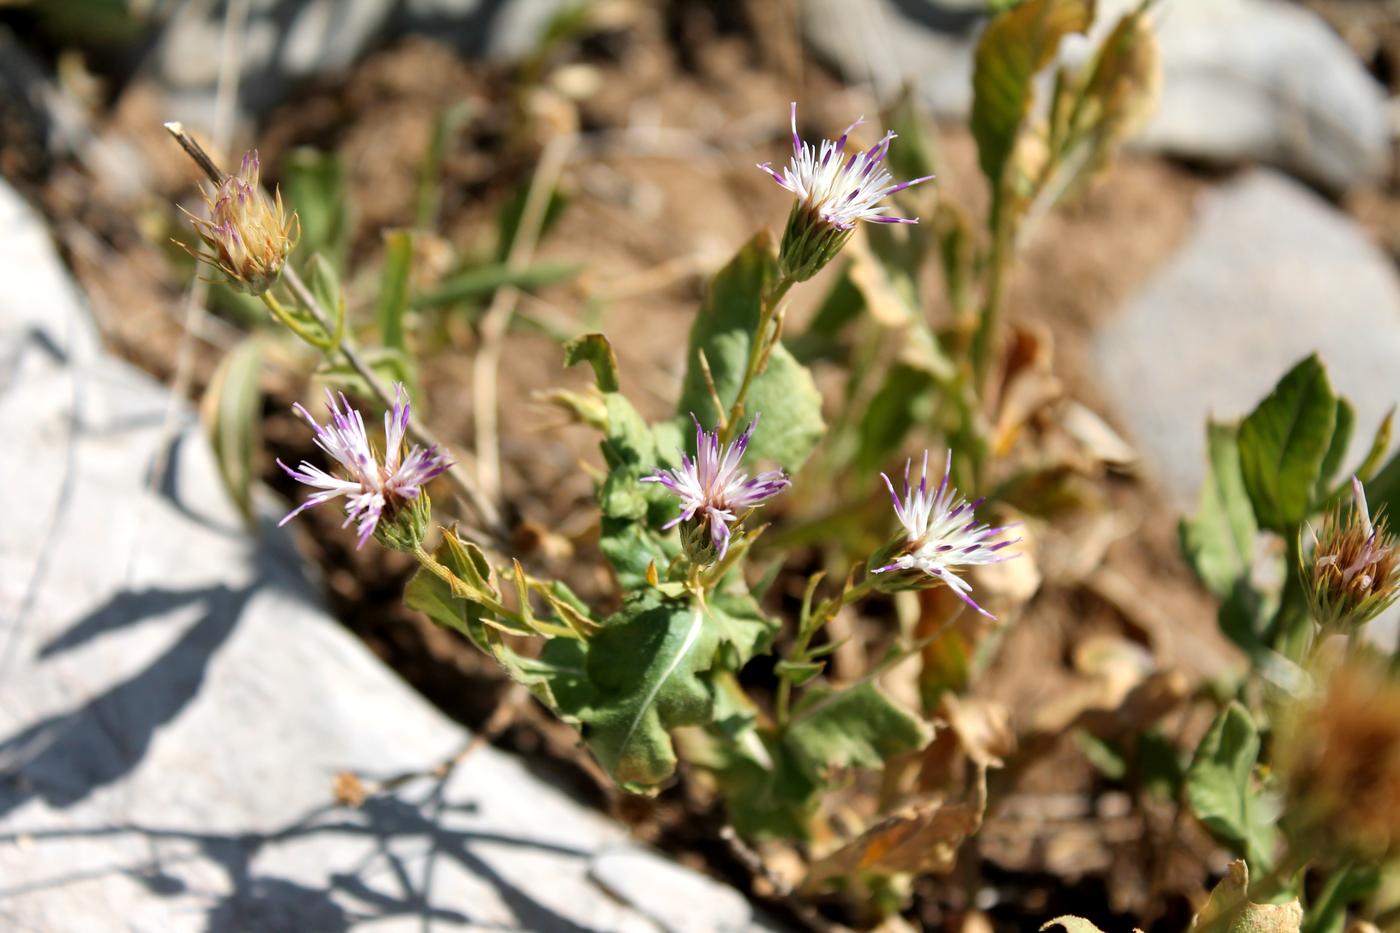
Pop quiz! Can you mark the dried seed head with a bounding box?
[1302,477,1399,633]
[181,149,298,295]
[1277,659,1400,862]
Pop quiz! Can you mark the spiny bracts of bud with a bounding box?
[869,450,1020,618]
[278,384,451,550]
[758,102,933,282]
[181,150,298,295]
[641,414,789,564]
[1277,658,1400,862]
[1302,476,1398,632]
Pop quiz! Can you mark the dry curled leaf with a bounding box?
[805,797,983,887]
[1040,918,1145,933]
[1191,860,1302,933]
[332,771,368,808]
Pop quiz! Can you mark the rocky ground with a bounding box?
[2,1,1399,930]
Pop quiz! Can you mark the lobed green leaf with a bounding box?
[1237,354,1337,533]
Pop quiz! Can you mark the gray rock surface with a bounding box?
[0,180,775,932]
[1095,168,1400,509]
[152,0,571,132]
[802,0,1391,191]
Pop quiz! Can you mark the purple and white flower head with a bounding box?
[870,450,1020,618]
[278,384,451,551]
[759,102,934,282]
[642,415,790,564]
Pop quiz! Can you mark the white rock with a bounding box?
[0,180,778,932]
[801,0,1391,191]
[590,847,758,933]
[1095,168,1400,509]
[148,0,573,133]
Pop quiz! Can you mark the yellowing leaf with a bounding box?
[1076,7,1162,173]
[1191,860,1302,933]
[805,798,981,886]
[971,0,1095,190]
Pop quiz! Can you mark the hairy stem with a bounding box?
[167,121,506,541]
[721,274,794,444]
[970,190,1011,392]
[282,263,507,540]
[776,572,879,725]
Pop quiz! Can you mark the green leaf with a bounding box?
[789,265,864,364]
[1237,355,1337,533]
[1185,702,1279,873]
[676,232,825,471]
[563,333,620,392]
[416,101,472,231]
[785,681,930,784]
[497,180,570,262]
[375,229,415,350]
[1352,407,1394,486]
[1365,448,1400,528]
[706,589,779,670]
[306,253,345,345]
[282,147,350,272]
[1301,863,1379,933]
[1313,396,1354,505]
[1181,422,1258,597]
[412,261,581,310]
[1135,729,1185,801]
[1074,730,1126,780]
[855,363,939,474]
[578,594,718,787]
[404,532,504,637]
[200,336,264,522]
[696,725,817,841]
[970,0,1094,190]
[317,347,419,403]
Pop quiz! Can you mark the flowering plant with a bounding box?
[162,1,1400,927]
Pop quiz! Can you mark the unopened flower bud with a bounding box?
[1301,477,1398,633]
[778,201,855,283]
[181,149,298,295]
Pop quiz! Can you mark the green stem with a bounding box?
[279,263,507,541]
[261,291,330,349]
[775,572,879,725]
[721,274,794,444]
[970,191,1012,392]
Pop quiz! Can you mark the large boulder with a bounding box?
[1095,168,1400,510]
